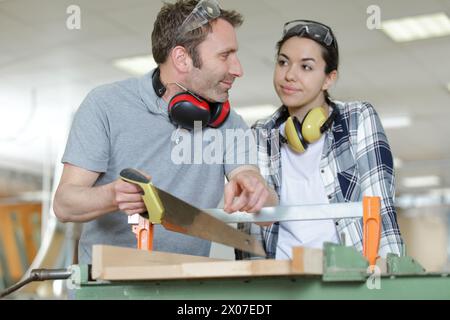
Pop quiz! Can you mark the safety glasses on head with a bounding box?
[178,0,221,36]
[282,19,335,49]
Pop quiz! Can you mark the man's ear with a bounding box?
[170,46,192,73]
[322,70,337,91]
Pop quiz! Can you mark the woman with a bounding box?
[237,20,404,260]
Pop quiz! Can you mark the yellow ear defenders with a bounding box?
[283,104,338,153]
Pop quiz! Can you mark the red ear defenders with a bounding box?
[282,103,338,153]
[152,68,230,130]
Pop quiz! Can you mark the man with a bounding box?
[53,0,278,264]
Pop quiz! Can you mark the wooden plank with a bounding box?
[92,245,225,279]
[101,260,299,280]
[292,246,323,274]
[92,245,323,281]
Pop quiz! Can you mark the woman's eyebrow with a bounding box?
[279,53,316,63]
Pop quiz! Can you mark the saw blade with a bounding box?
[155,187,266,257]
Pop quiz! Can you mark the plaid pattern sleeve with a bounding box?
[350,101,404,256]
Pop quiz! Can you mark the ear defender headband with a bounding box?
[284,104,338,153]
[152,68,230,130]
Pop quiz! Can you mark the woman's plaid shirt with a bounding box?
[236,100,405,260]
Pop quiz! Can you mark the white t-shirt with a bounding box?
[276,122,339,260]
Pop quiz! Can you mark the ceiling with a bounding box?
[0,0,449,198]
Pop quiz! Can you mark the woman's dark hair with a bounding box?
[276,21,339,104]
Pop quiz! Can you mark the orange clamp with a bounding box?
[132,215,154,251]
[362,196,381,269]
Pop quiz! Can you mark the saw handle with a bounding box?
[119,168,164,224]
[119,168,164,251]
[119,168,150,219]
[120,168,150,184]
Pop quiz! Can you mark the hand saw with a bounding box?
[119,168,266,256]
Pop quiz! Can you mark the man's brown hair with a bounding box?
[151,0,243,68]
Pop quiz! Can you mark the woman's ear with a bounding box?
[170,46,192,73]
[322,70,338,91]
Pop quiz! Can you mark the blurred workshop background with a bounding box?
[0,0,449,298]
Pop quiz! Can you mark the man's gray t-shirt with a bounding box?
[62,70,256,264]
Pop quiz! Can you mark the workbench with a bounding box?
[70,244,450,300]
